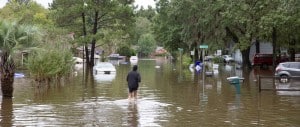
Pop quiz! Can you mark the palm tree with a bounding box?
[0,20,40,98]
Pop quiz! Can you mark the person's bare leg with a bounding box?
[128,91,134,99]
[131,92,135,99]
[133,91,138,99]
[128,92,131,99]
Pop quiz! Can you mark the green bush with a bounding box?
[137,34,156,57]
[212,56,223,63]
[26,47,74,83]
[117,45,136,57]
[179,54,192,68]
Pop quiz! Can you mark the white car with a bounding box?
[73,57,83,64]
[73,57,84,70]
[93,62,116,74]
[204,55,214,61]
[222,55,234,63]
[93,73,116,83]
[130,56,138,65]
[130,56,138,61]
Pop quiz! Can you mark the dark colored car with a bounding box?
[252,53,288,68]
[275,62,300,83]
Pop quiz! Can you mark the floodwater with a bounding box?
[1,57,300,127]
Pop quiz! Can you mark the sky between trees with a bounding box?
[0,0,156,9]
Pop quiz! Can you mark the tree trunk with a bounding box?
[289,38,296,61]
[82,12,90,67]
[0,52,15,98]
[272,27,277,71]
[90,10,99,67]
[1,75,14,98]
[225,27,253,68]
[90,38,96,67]
[193,41,199,62]
[241,47,251,69]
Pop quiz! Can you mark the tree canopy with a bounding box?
[153,0,300,67]
[0,0,52,26]
[50,0,135,67]
[1,0,299,68]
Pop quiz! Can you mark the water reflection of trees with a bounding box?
[0,98,13,127]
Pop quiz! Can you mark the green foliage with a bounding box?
[135,6,156,21]
[0,0,52,26]
[212,56,224,63]
[0,20,40,52]
[132,17,152,45]
[26,44,74,82]
[33,12,53,26]
[0,19,41,69]
[153,0,190,55]
[117,45,135,57]
[0,19,41,95]
[50,0,135,66]
[137,33,156,57]
[153,0,300,66]
[181,54,192,68]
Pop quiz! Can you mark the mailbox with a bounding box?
[227,76,244,94]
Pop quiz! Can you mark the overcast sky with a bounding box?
[0,0,156,9]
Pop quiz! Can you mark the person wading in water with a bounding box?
[127,65,141,99]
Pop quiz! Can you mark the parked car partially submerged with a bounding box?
[73,57,84,70]
[275,62,300,83]
[93,73,116,83]
[130,56,138,61]
[252,53,288,68]
[130,56,138,65]
[222,55,234,63]
[93,62,116,74]
[73,57,83,64]
[204,55,214,61]
[108,54,125,60]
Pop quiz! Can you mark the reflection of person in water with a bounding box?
[127,101,139,127]
[127,65,141,99]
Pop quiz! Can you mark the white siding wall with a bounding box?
[249,42,273,62]
[234,49,243,64]
[231,42,273,64]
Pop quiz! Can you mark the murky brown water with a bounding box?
[1,57,300,127]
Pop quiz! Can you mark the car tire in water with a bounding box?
[279,75,290,83]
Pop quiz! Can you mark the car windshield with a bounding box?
[96,63,114,68]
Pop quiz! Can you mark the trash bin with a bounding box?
[227,77,241,94]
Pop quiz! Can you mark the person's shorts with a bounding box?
[129,87,138,93]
